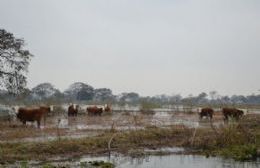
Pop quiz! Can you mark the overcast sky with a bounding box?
[0,0,259,96]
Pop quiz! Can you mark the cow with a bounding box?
[104,104,112,112]
[87,106,103,116]
[68,104,79,117]
[222,108,244,121]
[16,106,52,128]
[199,108,214,120]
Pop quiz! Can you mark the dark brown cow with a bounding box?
[87,106,103,116]
[199,108,214,120]
[68,104,79,116]
[222,108,244,121]
[16,106,51,128]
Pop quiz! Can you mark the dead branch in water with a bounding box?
[190,127,197,146]
[107,132,121,157]
[210,119,220,136]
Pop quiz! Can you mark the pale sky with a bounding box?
[0,0,259,96]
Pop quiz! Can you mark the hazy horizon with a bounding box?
[1,0,259,96]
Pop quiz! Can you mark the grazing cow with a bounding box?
[104,104,112,112]
[199,108,214,120]
[222,108,244,121]
[16,106,51,128]
[68,104,79,116]
[87,106,103,116]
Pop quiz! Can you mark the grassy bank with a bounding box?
[0,125,192,163]
[0,115,260,163]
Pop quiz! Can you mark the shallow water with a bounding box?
[1,110,251,143]
[112,155,260,168]
[28,152,260,168]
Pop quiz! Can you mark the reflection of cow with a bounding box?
[87,106,103,116]
[222,108,244,121]
[68,104,79,116]
[199,108,214,120]
[17,106,52,128]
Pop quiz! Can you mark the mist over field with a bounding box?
[0,0,259,96]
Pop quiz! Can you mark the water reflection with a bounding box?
[78,153,260,168]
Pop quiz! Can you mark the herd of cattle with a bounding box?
[0,105,245,128]
[68,104,112,116]
[199,107,244,121]
[11,104,112,128]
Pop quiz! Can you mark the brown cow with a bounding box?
[16,106,51,128]
[222,108,244,121]
[87,106,103,116]
[68,104,79,116]
[199,108,214,120]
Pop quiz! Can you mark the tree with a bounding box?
[0,29,33,95]
[64,82,94,101]
[195,92,208,104]
[181,94,196,112]
[170,94,182,104]
[31,83,61,100]
[119,92,140,103]
[94,88,114,102]
[209,91,217,100]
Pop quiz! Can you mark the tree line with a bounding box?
[0,82,260,106]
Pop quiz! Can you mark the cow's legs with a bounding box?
[37,120,41,128]
[43,115,46,127]
[223,114,228,121]
[209,113,213,120]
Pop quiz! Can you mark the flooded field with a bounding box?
[1,108,260,167]
[0,110,228,143]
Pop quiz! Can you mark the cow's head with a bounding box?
[238,109,244,116]
[73,104,76,109]
[50,105,54,112]
[12,106,18,113]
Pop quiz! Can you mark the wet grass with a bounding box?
[0,126,192,163]
[1,160,115,168]
[195,115,260,161]
[0,123,67,141]
[0,114,260,163]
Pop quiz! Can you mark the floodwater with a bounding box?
[113,155,259,168]
[54,111,224,130]
[25,150,260,168]
[0,110,256,143]
[0,110,231,143]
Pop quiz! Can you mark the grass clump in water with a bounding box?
[219,144,257,161]
[80,161,115,168]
